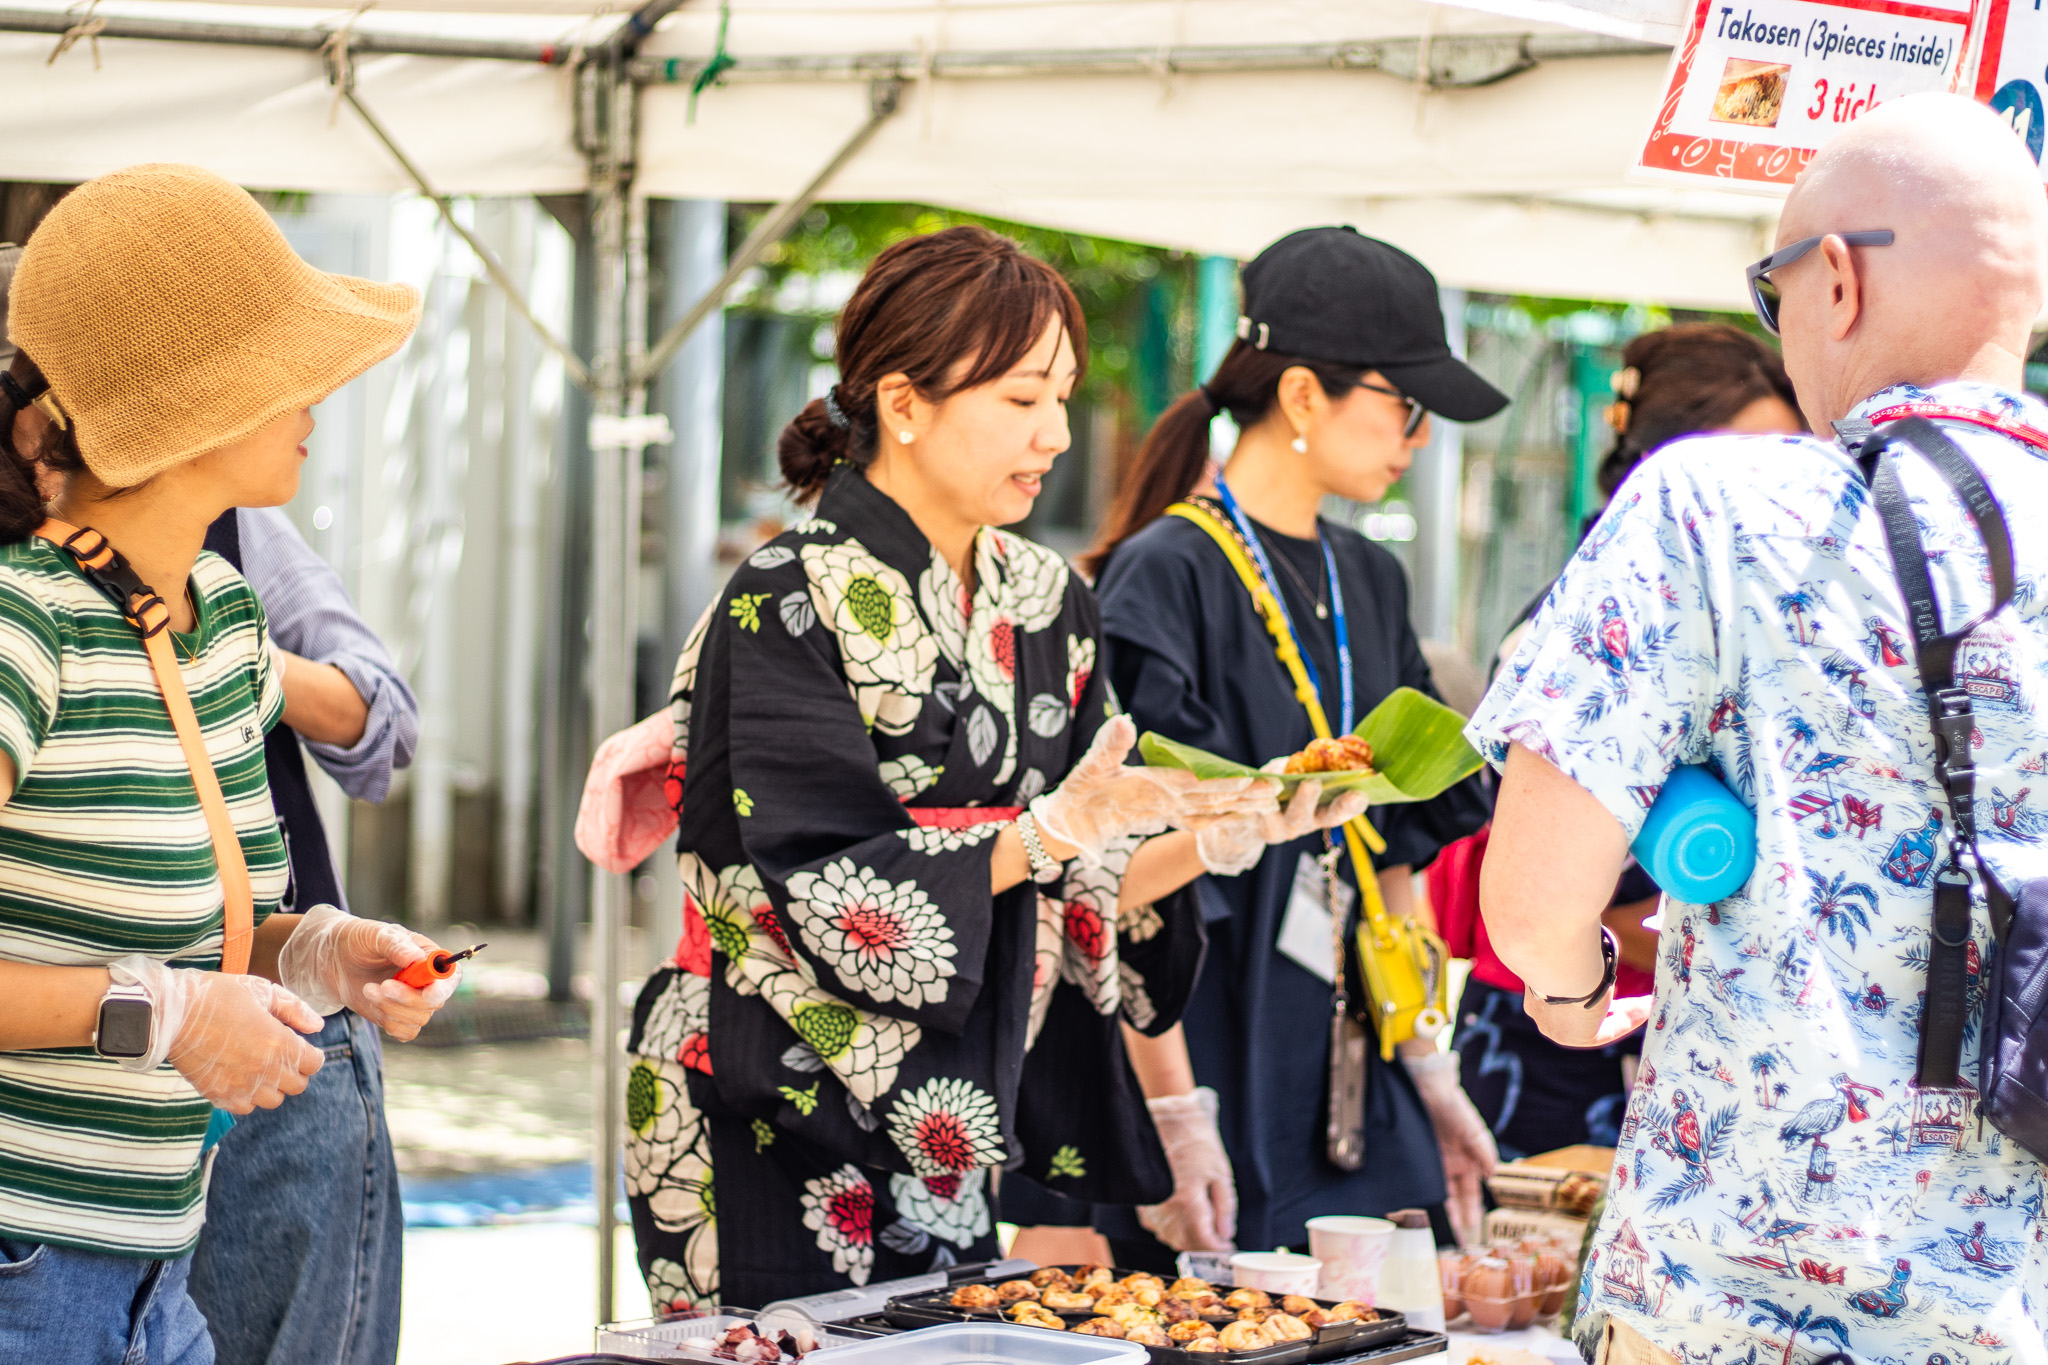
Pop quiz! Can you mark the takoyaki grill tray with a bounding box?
[883,1265,1406,1365]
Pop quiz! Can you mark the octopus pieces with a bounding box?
[694,1324,818,1361]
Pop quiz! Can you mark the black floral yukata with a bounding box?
[625,466,1204,1310]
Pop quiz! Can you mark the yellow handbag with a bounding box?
[1165,499,1450,1060]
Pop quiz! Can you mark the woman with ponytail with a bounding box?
[621,225,1362,1309]
[1090,229,1507,1260]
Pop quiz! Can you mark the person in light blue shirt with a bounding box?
[187,505,417,1365]
[1470,95,2048,1365]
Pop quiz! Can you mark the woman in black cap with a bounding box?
[1082,228,1508,1262]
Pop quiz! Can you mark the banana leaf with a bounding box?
[1138,686,1484,805]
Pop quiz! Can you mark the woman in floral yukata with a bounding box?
[624,227,1368,1309]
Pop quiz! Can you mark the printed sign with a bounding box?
[1638,0,1972,188]
[1973,0,2048,172]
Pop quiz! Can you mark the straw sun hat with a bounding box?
[7,164,419,488]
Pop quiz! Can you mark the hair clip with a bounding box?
[822,386,851,432]
[1603,400,1632,434]
[0,372,67,431]
[1610,366,1641,400]
[1234,316,1271,350]
[31,392,68,432]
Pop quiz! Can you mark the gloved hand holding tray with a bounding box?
[1138,687,1482,805]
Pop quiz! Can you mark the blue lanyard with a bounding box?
[1212,472,1355,733]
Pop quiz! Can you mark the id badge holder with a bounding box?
[1321,845,1370,1171]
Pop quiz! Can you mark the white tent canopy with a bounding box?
[0,0,1779,309]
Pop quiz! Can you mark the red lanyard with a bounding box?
[1860,402,2048,454]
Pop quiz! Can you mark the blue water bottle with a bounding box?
[1631,765,1756,903]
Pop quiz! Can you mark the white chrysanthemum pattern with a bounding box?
[802,541,937,694]
[756,967,919,1103]
[887,1076,1006,1178]
[878,755,943,801]
[801,1166,877,1284]
[786,859,957,1009]
[898,823,1001,854]
[889,1169,993,1247]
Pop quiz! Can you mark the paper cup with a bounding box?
[1228,1251,1323,1298]
[1306,1215,1396,1304]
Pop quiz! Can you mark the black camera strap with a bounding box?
[1857,416,2017,1089]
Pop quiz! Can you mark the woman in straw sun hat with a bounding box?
[0,164,455,1362]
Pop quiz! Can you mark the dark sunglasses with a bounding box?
[1746,230,1894,336]
[1357,379,1428,438]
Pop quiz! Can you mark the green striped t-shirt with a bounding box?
[0,542,286,1256]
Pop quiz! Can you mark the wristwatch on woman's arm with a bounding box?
[1014,810,1065,885]
[93,964,156,1061]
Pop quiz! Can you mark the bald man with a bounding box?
[1466,94,2048,1364]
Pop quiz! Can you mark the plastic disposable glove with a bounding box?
[1186,778,1373,876]
[108,955,325,1114]
[1032,715,1279,867]
[1136,1087,1238,1252]
[277,904,459,1041]
[1403,1047,1498,1247]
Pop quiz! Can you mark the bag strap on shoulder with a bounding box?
[1164,499,1393,915]
[1857,416,2016,1088]
[34,519,253,975]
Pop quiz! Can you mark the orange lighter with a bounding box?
[395,942,486,991]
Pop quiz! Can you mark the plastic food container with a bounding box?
[596,1308,875,1359]
[1453,1255,1537,1334]
[1436,1250,1463,1325]
[825,1322,1148,1363]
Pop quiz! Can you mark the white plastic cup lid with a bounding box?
[1304,1216,1396,1237]
[1230,1252,1323,1271]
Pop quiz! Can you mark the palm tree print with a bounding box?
[1776,589,1820,644]
[1747,1298,1850,1365]
[1804,869,1878,947]
[1750,1050,1783,1107]
[1654,1252,1699,1313]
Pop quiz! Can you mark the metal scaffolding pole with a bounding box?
[0,5,567,61]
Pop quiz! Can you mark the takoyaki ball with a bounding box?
[1074,1263,1114,1285]
[1236,1307,1275,1323]
[1090,1286,1134,1309]
[1218,1319,1277,1351]
[1183,1341,1224,1354]
[1263,1312,1313,1342]
[1071,1318,1125,1338]
[1168,1277,1216,1299]
[1124,1324,1172,1347]
[1029,1267,1074,1290]
[1223,1288,1271,1311]
[1329,1300,1378,1322]
[1041,1289,1097,1311]
[1007,1303,1066,1330]
[1120,1273,1166,1295]
[996,1280,1040,1303]
[1167,1321,1219,1343]
[1299,1307,1333,1328]
[1158,1296,1198,1323]
[1107,1304,1164,1329]
[1186,1294,1229,1317]
[1280,1296,1320,1317]
[950,1284,1000,1310]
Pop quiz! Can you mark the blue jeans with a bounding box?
[0,1237,214,1364]
[188,1010,403,1365]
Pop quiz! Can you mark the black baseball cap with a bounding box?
[1239,227,1508,423]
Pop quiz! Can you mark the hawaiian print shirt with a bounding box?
[625,466,1201,1305]
[1469,383,2048,1365]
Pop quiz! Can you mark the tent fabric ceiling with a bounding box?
[0,0,1777,307]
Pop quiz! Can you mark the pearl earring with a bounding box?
[1291,435,1307,454]
[899,430,915,445]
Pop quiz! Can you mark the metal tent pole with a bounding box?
[0,6,565,60]
[1410,287,1467,645]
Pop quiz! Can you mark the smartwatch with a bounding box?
[93,968,156,1062]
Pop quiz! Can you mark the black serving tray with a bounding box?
[509,1326,1448,1365]
[882,1264,1406,1365]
